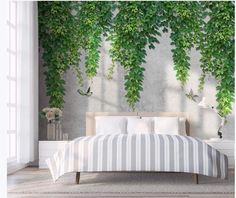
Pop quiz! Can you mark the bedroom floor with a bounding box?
[8,168,234,198]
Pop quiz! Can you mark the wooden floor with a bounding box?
[7,194,235,198]
[8,168,234,198]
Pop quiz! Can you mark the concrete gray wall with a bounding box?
[39,32,235,140]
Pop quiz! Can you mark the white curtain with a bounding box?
[0,1,9,196]
[17,2,38,164]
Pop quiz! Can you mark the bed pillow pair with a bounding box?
[95,116,151,135]
[127,117,186,135]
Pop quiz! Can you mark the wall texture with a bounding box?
[39,32,235,140]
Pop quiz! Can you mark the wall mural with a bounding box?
[38,1,234,118]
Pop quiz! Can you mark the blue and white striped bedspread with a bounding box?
[46,134,228,182]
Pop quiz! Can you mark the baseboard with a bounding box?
[28,159,39,167]
[7,162,28,175]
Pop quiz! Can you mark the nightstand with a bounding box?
[39,140,70,168]
[204,138,235,169]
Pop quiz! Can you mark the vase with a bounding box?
[55,121,63,140]
[47,121,63,140]
[47,122,56,140]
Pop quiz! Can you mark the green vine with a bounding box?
[109,2,162,110]
[39,2,235,117]
[163,2,204,86]
[38,2,80,108]
[200,2,234,117]
[106,60,116,80]
[198,73,206,92]
[39,2,113,105]
[77,2,114,79]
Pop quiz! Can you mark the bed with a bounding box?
[46,112,228,184]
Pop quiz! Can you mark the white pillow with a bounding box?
[95,116,127,135]
[127,117,153,134]
[154,117,179,135]
[179,117,187,136]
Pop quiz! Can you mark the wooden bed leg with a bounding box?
[76,172,80,184]
[193,174,199,184]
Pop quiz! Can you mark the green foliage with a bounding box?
[200,2,234,117]
[39,1,235,116]
[76,2,114,79]
[106,61,116,80]
[38,2,80,108]
[163,2,205,86]
[38,2,113,106]
[198,73,205,92]
[108,2,162,110]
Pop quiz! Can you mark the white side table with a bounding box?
[39,140,70,169]
[204,138,235,169]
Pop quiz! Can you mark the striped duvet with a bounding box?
[46,134,228,182]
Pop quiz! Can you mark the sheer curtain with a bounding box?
[17,1,38,164]
[1,1,9,196]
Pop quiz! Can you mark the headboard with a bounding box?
[86,112,190,136]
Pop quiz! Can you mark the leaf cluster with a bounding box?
[38,2,113,107]
[76,2,114,79]
[162,2,205,86]
[38,2,81,108]
[108,2,162,110]
[200,2,234,117]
